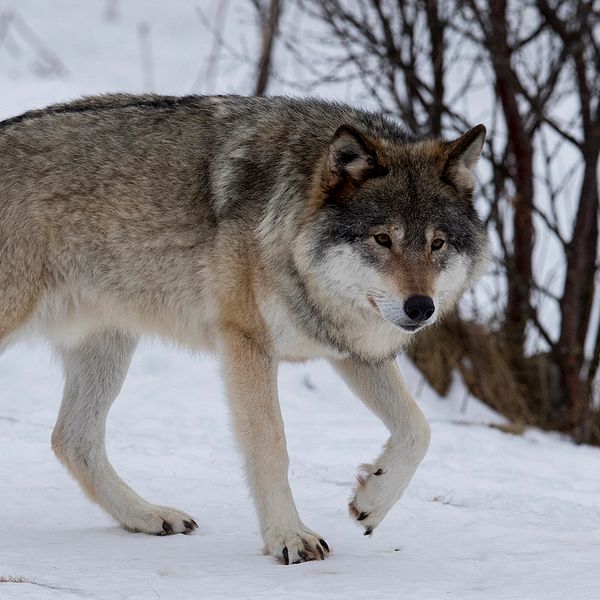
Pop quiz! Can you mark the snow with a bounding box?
[1,341,600,599]
[1,2,600,598]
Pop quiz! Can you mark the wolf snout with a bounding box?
[404,295,435,323]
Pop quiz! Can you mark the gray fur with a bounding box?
[0,94,488,563]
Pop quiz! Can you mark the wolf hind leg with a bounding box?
[0,237,46,345]
[51,329,198,535]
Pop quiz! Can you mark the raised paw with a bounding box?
[349,463,401,535]
[264,523,330,565]
[121,503,198,536]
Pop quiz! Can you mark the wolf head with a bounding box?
[295,123,489,334]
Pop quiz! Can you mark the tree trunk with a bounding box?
[254,0,281,96]
[488,0,534,356]
[558,151,599,443]
[424,0,444,136]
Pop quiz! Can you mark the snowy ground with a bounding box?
[1,2,600,598]
[1,341,600,600]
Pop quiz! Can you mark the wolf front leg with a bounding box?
[331,356,431,535]
[220,329,329,564]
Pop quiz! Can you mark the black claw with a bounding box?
[364,526,373,536]
[317,544,324,560]
[357,512,369,521]
[374,468,384,475]
[191,519,198,528]
[183,520,194,532]
[298,550,309,561]
[319,539,330,553]
[162,520,173,535]
[282,546,289,565]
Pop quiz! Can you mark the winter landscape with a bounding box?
[0,2,599,599]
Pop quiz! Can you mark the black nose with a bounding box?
[404,295,435,323]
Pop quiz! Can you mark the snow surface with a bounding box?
[1,1,600,598]
[1,341,600,600]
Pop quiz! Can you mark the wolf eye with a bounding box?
[431,238,445,251]
[373,233,392,248]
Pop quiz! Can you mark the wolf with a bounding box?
[0,94,488,564]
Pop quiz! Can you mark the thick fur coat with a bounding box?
[0,94,488,563]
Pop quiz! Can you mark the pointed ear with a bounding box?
[443,124,486,191]
[323,125,387,192]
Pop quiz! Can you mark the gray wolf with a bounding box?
[0,94,488,564]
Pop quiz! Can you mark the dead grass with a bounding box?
[0,575,34,584]
[488,422,527,436]
[430,494,463,507]
[408,313,535,423]
[407,313,600,445]
[0,574,81,594]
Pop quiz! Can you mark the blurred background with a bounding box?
[1,0,598,444]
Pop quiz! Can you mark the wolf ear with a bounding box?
[443,124,486,191]
[323,125,387,192]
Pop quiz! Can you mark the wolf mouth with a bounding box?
[399,323,422,333]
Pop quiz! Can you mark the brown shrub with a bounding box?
[407,313,598,442]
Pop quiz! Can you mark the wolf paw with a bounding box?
[121,504,198,536]
[263,523,330,564]
[349,464,401,535]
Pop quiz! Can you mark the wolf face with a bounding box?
[298,124,489,334]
